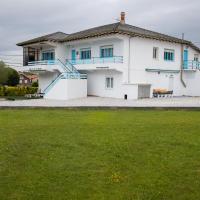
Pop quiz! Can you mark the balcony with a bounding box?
[68,56,123,65]
[18,60,75,73]
[28,60,56,66]
[183,60,200,71]
[25,60,60,73]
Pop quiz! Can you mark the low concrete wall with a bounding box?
[44,79,87,100]
[121,84,139,100]
[38,72,59,93]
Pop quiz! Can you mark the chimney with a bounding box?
[120,12,125,24]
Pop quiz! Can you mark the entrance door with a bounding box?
[71,50,76,64]
[183,49,188,69]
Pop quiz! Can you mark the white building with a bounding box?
[16,12,200,100]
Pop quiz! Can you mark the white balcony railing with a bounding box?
[27,59,80,74]
[28,60,56,66]
[68,56,123,65]
[183,60,200,70]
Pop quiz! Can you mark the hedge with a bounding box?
[0,86,38,96]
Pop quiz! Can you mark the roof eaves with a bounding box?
[17,39,48,46]
[116,30,182,43]
[61,30,119,42]
[17,31,68,46]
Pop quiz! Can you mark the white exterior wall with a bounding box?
[129,37,182,82]
[44,79,87,100]
[182,71,200,96]
[126,36,200,97]
[87,70,123,98]
[38,72,59,93]
[87,70,138,99]
[65,36,125,72]
[55,44,67,63]
[22,33,200,100]
[66,36,123,60]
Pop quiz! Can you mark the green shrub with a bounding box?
[0,86,5,96]
[6,97,15,101]
[32,82,38,87]
[0,86,38,97]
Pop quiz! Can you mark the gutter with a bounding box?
[180,34,186,88]
[128,36,133,83]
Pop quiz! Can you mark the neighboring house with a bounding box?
[19,73,38,86]
[16,12,200,100]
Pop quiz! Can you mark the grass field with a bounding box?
[0,109,200,200]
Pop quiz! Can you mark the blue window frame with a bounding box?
[164,49,175,61]
[42,51,55,60]
[100,46,113,58]
[80,48,91,60]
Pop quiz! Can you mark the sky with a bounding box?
[0,0,200,62]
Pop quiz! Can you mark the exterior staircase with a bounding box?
[43,59,87,98]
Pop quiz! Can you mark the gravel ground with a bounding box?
[0,96,200,108]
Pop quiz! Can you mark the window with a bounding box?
[194,54,199,62]
[164,49,175,61]
[80,48,91,60]
[153,47,159,59]
[100,46,113,58]
[42,51,55,60]
[105,77,114,89]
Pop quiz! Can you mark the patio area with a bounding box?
[1,96,200,108]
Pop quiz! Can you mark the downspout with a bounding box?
[180,33,186,88]
[128,36,132,84]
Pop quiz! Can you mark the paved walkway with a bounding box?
[1,97,200,108]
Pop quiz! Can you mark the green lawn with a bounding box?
[0,109,200,200]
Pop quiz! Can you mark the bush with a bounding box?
[32,81,38,87]
[0,86,38,97]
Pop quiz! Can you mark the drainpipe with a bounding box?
[128,36,132,83]
[180,33,186,88]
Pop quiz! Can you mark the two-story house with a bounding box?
[16,12,200,100]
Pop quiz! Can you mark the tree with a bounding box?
[0,61,8,85]
[0,61,19,86]
[7,70,20,86]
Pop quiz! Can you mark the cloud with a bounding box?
[0,0,200,55]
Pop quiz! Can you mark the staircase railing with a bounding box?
[43,73,64,94]
[66,60,79,73]
[29,59,86,95]
[57,59,71,72]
